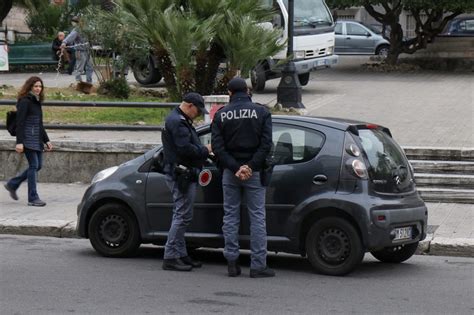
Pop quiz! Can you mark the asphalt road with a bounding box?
[1,235,473,314]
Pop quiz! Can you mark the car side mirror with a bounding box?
[366,32,372,37]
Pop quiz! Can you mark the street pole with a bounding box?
[277,0,304,109]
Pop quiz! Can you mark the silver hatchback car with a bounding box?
[335,21,390,57]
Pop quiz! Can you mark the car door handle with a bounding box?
[313,175,327,185]
[346,37,351,39]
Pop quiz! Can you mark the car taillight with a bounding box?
[352,159,368,179]
[347,144,360,157]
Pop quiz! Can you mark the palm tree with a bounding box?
[120,0,284,99]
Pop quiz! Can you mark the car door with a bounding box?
[239,122,329,238]
[144,128,223,236]
[345,22,376,54]
[334,22,345,54]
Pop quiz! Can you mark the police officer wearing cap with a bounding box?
[211,77,275,278]
[161,92,211,271]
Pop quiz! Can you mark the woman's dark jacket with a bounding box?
[15,94,49,151]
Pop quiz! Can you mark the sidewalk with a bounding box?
[0,182,473,257]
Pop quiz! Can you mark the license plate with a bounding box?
[315,59,327,67]
[393,226,412,241]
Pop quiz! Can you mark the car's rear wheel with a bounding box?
[88,203,141,257]
[370,242,419,263]
[306,217,364,276]
[250,64,266,92]
[298,73,310,86]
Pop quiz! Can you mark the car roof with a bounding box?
[272,115,378,130]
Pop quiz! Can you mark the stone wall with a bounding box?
[1,7,29,33]
[0,140,158,183]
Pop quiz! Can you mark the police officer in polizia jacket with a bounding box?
[161,92,211,272]
[211,77,275,278]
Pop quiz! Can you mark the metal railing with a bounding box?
[0,99,179,131]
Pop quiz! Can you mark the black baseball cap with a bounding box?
[183,92,208,114]
[227,77,248,93]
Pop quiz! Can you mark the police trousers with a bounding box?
[222,169,267,270]
[164,175,197,260]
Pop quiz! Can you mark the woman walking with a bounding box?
[4,76,53,206]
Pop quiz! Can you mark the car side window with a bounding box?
[272,124,324,166]
[347,23,367,36]
[335,23,343,35]
[458,19,474,33]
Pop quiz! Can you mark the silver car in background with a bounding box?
[335,20,390,57]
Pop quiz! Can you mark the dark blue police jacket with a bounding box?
[162,107,209,177]
[211,91,272,173]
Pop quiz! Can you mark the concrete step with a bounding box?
[404,147,474,161]
[410,160,474,175]
[414,173,474,189]
[417,188,474,204]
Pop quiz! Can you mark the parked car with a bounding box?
[439,15,474,37]
[335,20,390,57]
[76,115,428,276]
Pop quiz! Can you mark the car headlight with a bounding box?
[91,166,118,184]
[327,46,334,55]
[293,50,305,60]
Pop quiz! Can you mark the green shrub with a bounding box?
[98,78,130,99]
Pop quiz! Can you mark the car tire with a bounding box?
[376,45,390,58]
[250,64,266,92]
[132,57,162,85]
[298,73,310,86]
[88,203,141,257]
[306,217,364,276]
[370,242,419,263]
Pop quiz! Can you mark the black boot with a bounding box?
[227,260,241,277]
[250,267,275,278]
[162,258,192,271]
[181,256,202,268]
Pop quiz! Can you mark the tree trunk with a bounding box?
[385,23,404,65]
[194,48,209,95]
[153,46,179,101]
[176,67,195,96]
[0,0,13,26]
[214,67,237,95]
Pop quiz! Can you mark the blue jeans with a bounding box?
[7,150,42,202]
[164,175,197,260]
[222,169,267,270]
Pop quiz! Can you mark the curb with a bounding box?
[0,221,473,258]
[0,220,78,239]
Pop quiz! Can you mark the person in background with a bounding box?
[52,31,76,75]
[4,76,53,207]
[61,16,93,83]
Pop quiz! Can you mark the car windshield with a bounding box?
[358,129,414,194]
[282,0,333,28]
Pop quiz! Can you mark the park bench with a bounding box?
[7,42,57,65]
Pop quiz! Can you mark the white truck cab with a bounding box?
[252,0,338,91]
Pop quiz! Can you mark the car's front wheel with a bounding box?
[370,242,419,263]
[376,45,390,58]
[88,203,141,257]
[298,73,310,86]
[306,217,364,276]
